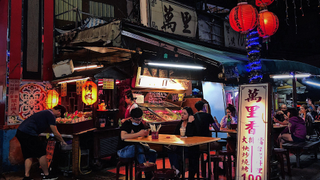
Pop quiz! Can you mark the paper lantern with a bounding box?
[229,2,258,33]
[82,80,97,105]
[46,90,59,109]
[257,10,279,38]
[256,0,274,7]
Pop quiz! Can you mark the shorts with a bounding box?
[291,134,305,142]
[16,129,46,159]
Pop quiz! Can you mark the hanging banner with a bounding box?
[8,79,20,116]
[103,78,114,89]
[145,0,197,38]
[236,83,271,180]
[76,80,86,95]
[61,83,67,97]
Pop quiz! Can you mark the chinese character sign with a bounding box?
[149,0,197,37]
[103,79,114,89]
[236,83,270,180]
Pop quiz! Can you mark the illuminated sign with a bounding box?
[236,83,270,180]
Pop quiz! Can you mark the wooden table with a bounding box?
[273,124,288,128]
[125,134,221,179]
[209,127,237,137]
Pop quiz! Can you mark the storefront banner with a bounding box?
[76,80,86,95]
[103,78,114,89]
[8,79,20,116]
[236,83,270,180]
[61,82,67,97]
[148,0,197,38]
[224,21,246,51]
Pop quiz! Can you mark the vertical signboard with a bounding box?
[147,0,197,38]
[236,83,271,180]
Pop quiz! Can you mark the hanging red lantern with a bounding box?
[82,80,97,105]
[256,0,274,7]
[229,2,258,34]
[257,10,279,38]
[45,89,59,109]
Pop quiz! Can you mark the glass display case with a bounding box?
[139,102,182,123]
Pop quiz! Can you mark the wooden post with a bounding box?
[292,72,297,108]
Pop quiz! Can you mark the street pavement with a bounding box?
[2,153,320,180]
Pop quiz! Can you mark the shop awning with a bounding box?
[124,29,320,77]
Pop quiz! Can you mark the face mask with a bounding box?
[132,121,141,126]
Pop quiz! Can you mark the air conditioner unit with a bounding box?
[52,59,74,78]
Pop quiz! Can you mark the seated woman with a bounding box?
[300,104,314,136]
[278,107,307,148]
[167,107,198,179]
[220,104,238,152]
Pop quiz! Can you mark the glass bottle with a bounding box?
[227,115,231,129]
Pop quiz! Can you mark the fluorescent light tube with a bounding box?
[74,65,103,71]
[146,62,206,70]
[305,81,320,87]
[57,77,90,84]
[271,74,310,79]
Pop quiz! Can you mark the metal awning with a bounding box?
[123,28,320,77]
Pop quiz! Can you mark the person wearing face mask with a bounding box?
[117,108,157,179]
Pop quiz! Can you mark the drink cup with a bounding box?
[152,131,159,139]
[180,128,186,137]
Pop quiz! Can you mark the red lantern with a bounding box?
[257,10,279,38]
[229,2,258,33]
[82,80,97,105]
[46,90,59,109]
[256,0,274,7]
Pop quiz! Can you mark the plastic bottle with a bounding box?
[227,115,231,129]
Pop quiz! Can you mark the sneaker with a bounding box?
[42,174,58,180]
[22,177,34,180]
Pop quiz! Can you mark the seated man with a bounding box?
[273,104,289,125]
[117,107,157,178]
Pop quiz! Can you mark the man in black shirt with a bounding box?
[117,108,157,165]
[194,101,220,137]
[16,105,67,180]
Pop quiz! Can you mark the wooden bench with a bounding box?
[282,139,320,168]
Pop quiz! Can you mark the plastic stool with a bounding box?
[152,169,180,180]
[116,157,135,180]
[273,148,291,179]
[135,162,157,180]
[219,150,236,180]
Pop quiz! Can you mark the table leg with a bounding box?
[72,134,79,177]
[162,145,165,169]
[182,147,185,179]
[207,143,211,180]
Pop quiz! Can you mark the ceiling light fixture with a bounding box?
[146,62,206,70]
[74,65,103,71]
[305,81,320,87]
[270,73,311,79]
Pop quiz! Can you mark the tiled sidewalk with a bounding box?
[3,153,320,180]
